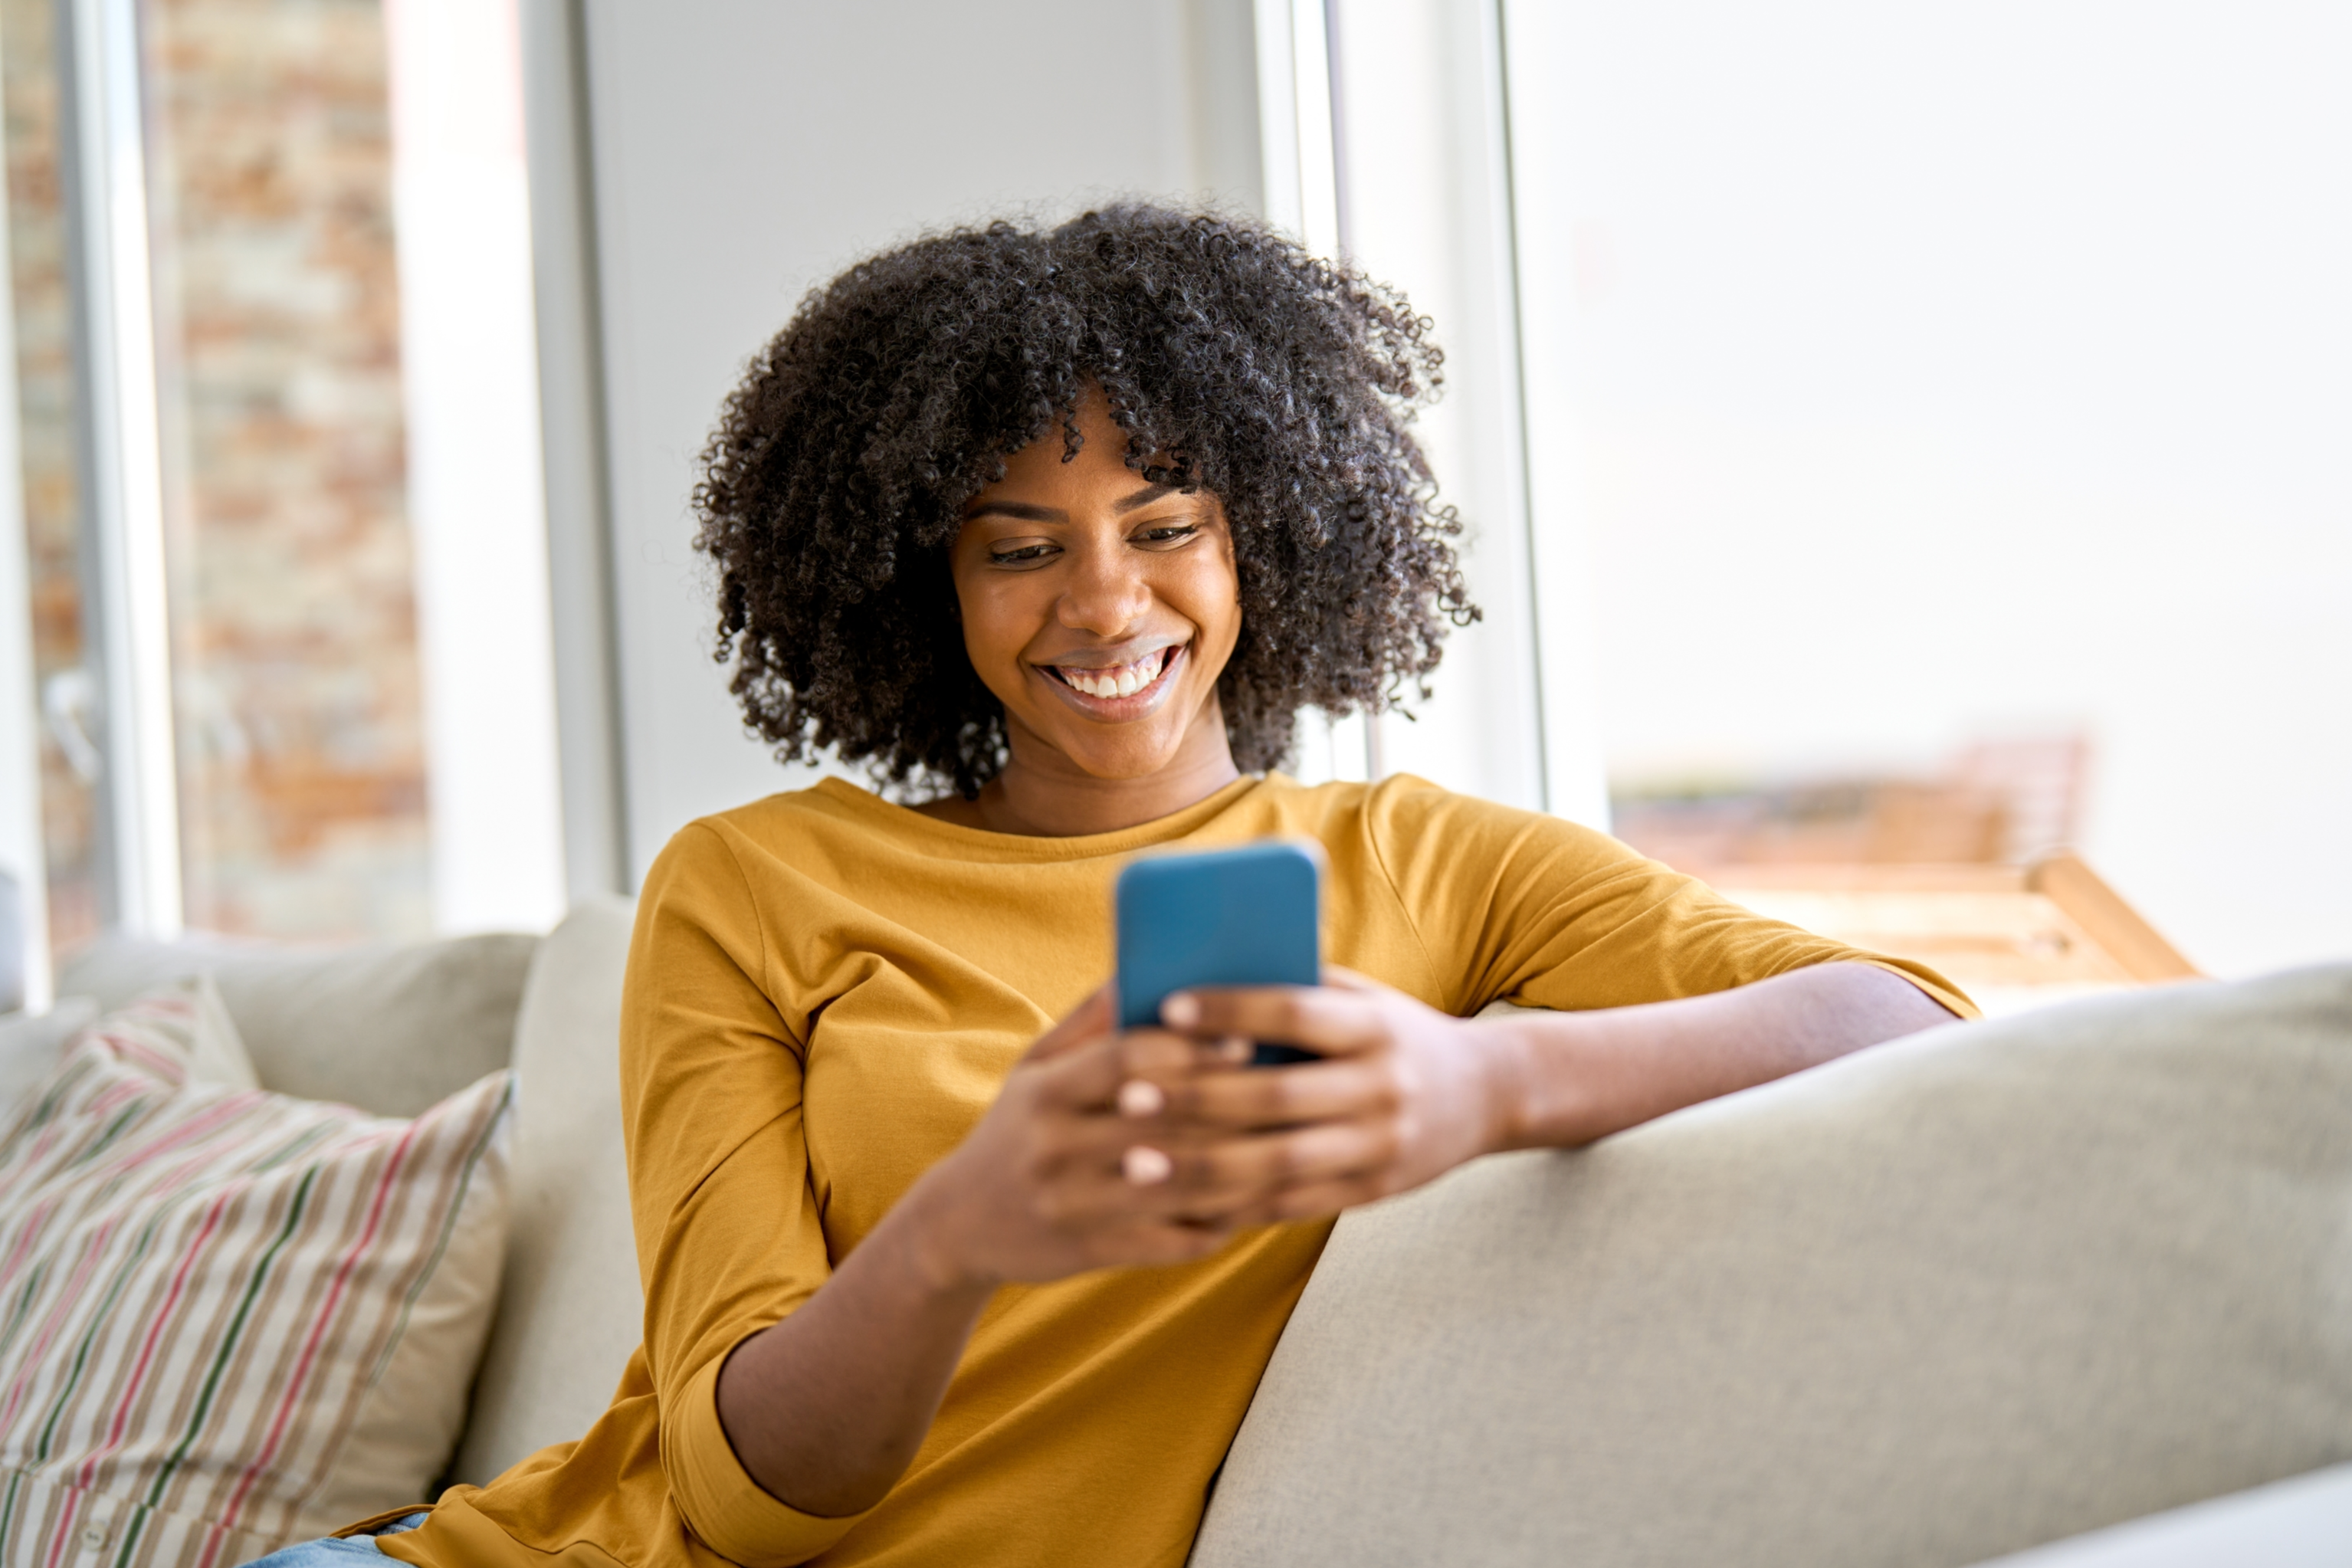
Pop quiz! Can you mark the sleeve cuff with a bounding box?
[665,1349,874,1567]
[1862,956,1980,1021]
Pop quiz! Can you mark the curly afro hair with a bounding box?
[691,202,1477,799]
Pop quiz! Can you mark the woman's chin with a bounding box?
[1005,715,1199,786]
[1053,736,1199,784]
[999,682,1234,789]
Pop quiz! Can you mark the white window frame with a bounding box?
[1255,0,1609,824]
[59,0,183,938]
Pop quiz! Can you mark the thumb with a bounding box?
[1021,981,1115,1064]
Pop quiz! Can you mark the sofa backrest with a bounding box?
[58,928,538,1117]
[451,895,645,1484]
[1192,964,2352,1568]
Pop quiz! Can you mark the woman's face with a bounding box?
[950,397,1241,784]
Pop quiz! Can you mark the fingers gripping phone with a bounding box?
[1115,841,1321,1067]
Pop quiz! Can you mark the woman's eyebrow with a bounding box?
[963,484,1176,523]
[964,500,1065,523]
[1113,484,1178,513]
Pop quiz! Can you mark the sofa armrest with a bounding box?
[1194,963,2352,1568]
[451,896,642,1485]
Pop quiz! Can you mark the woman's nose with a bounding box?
[1056,546,1152,635]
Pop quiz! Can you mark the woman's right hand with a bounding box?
[899,985,1259,1289]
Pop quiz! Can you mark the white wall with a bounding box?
[560,0,1263,884]
[1504,0,2352,976]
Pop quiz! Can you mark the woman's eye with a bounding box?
[989,543,1058,566]
[1133,524,1200,548]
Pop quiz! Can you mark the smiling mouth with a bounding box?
[1044,643,1183,702]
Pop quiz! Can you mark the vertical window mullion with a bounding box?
[1256,0,1375,787]
[60,0,178,936]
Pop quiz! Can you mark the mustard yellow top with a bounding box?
[379,773,1969,1568]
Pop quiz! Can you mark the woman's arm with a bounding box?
[1132,963,1955,1222]
[713,986,1281,1519]
[1482,961,1955,1150]
[713,1196,995,1520]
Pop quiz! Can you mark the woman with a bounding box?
[290,206,1967,1568]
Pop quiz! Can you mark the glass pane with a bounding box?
[139,0,430,939]
[1511,1,2352,976]
[0,0,102,956]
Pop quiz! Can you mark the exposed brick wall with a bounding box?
[2,0,433,946]
[144,0,428,939]
[0,0,99,953]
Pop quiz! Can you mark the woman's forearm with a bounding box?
[1475,962,1954,1151]
[710,996,1266,1522]
[715,1176,992,1519]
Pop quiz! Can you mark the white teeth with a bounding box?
[1060,647,1169,700]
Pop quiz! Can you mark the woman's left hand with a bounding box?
[1125,969,1517,1225]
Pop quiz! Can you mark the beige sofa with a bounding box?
[59,903,2352,1566]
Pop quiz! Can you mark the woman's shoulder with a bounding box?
[1258,770,1654,890]
[1260,769,1594,839]
[645,778,903,886]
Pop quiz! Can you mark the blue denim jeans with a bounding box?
[238,1512,428,1566]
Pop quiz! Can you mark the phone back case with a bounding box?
[1115,842,1320,1043]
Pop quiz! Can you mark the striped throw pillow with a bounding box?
[0,986,513,1567]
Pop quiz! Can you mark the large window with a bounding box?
[1501,0,2352,976]
[0,0,559,990]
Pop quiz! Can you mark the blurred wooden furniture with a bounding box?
[1710,852,2199,1014]
[1612,736,2093,874]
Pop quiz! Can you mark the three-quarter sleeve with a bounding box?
[1360,776,1974,1019]
[619,824,873,1566]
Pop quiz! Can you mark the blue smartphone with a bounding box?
[1115,841,1321,1067]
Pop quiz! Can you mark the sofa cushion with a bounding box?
[0,976,249,1130]
[1190,963,2352,1568]
[60,928,539,1117]
[0,985,514,1561]
[451,896,644,1485]
[0,996,99,1120]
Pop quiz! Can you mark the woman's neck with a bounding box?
[916,714,1243,838]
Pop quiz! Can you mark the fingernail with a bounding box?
[1123,1145,1173,1186]
[1162,993,1199,1028]
[1219,1034,1251,1062]
[1117,1079,1164,1118]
